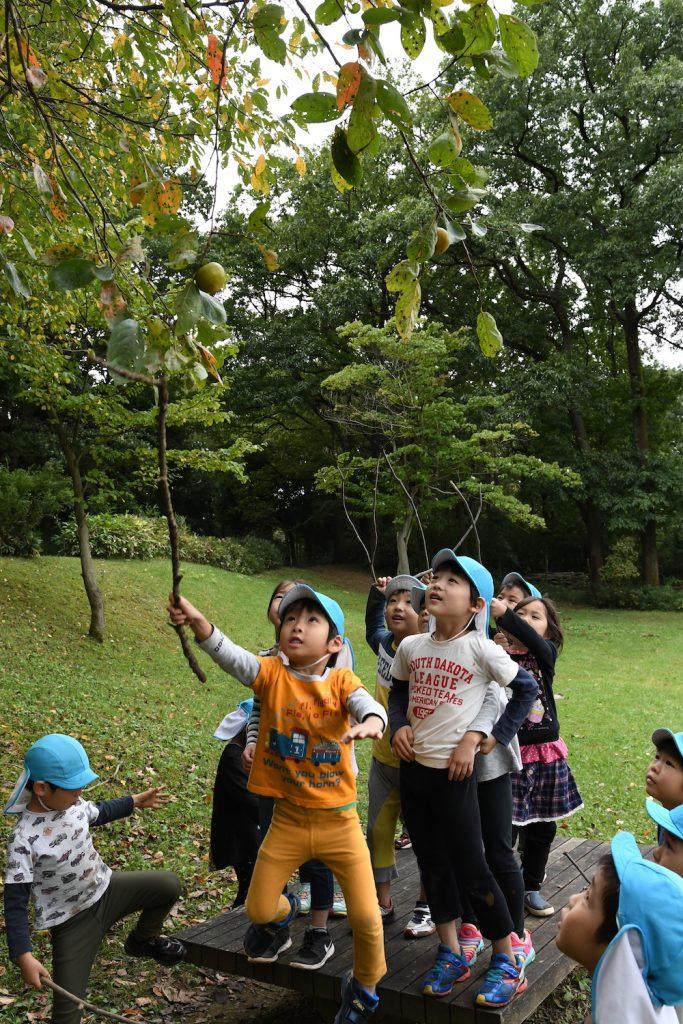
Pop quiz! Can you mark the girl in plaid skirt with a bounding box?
[491,584,582,919]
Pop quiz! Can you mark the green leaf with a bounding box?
[248,201,271,236]
[199,290,227,325]
[2,260,31,298]
[458,3,495,54]
[385,259,419,292]
[476,310,503,356]
[395,278,421,340]
[407,220,437,261]
[291,92,341,122]
[445,218,467,243]
[16,230,37,261]
[375,80,412,127]
[347,71,377,153]
[400,15,426,58]
[363,7,402,24]
[444,187,486,212]
[175,282,202,335]
[107,318,145,381]
[342,28,367,45]
[520,222,544,233]
[446,90,493,130]
[315,0,343,24]
[499,14,538,77]
[468,218,488,237]
[253,4,287,64]
[428,2,450,37]
[47,258,97,290]
[428,130,462,168]
[438,23,466,54]
[331,127,363,188]
[515,0,546,6]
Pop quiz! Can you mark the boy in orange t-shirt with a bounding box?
[168,584,387,1024]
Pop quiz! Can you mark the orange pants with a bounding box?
[245,799,386,987]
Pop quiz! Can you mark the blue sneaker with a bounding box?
[333,971,379,1024]
[475,953,528,1008]
[422,944,471,997]
[243,893,300,963]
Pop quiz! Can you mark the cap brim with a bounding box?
[645,798,676,838]
[410,585,427,613]
[385,575,421,601]
[611,831,642,878]
[59,768,99,790]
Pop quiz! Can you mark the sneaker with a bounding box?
[511,929,536,969]
[457,923,484,965]
[379,901,395,926]
[333,971,379,1024]
[394,830,412,850]
[422,944,471,997]
[290,926,335,970]
[124,932,186,965]
[404,902,435,939]
[243,892,299,962]
[292,881,311,915]
[475,953,528,1008]
[524,889,555,917]
[331,885,347,917]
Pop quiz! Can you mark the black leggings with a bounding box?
[513,820,557,891]
[457,774,525,937]
[210,742,260,898]
[258,797,334,911]
[400,760,514,940]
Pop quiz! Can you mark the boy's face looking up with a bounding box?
[653,830,683,878]
[426,563,482,629]
[385,590,419,642]
[646,743,683,810]
[497,584,527,609]
[555,861,618,974]
[279,600,342,668]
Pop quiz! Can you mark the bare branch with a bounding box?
[382,449,429,570]
[42,979,132,1024]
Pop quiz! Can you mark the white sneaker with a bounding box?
[404,901,436,939]
[291,882,311,915]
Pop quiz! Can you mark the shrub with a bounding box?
[0,465,70,556]
[591,583,683,612]
[54,513,282,573]
[600,536,640,585]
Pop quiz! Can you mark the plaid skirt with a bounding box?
[511,758,583,826]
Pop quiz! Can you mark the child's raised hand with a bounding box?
[479,736,498,756]
[17,952,50,990]
[490,597,507,620]
[166,594,212,641]
[341,716,384,744]
[375,576,392,593]
[493,631,510,649]
[133,786,170,810]
[242,742,256,771]
[391,725,415,762]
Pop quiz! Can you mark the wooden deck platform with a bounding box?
[178,836,608,1023]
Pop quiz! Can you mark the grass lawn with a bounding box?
[0,556,680,1021]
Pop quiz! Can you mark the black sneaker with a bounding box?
[124,932,185,965]
[290,926,335,970]
[379,901,395,926]
[333,971,379,1024]
[244,922,292,962]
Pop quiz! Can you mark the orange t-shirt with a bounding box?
[249,656,363,808]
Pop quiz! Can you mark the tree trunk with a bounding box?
[395,511,413,575]
[568,405,605,586]
[622,302,659,585]
[52,417,106,641]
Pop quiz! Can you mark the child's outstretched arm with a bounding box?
[341,688,387,743]
[492,602,557,674]
[167,594,260,687]
[365,578,391,655]
[90,787,170,828]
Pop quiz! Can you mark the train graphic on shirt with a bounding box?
[268,728,341,766]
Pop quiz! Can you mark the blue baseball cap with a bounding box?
[500,571,541,600]
[4,734,98,813]
[278,583,345,638]
[611,831,683,1006]
[430,549,493,636]
[646,799,683,842]
[652,728,683,761]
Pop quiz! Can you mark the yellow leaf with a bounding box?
[254,154,266,175]
[243,93,254,114]
[295,156,307,177]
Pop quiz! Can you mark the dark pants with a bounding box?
[258,797,334,911]
[210,742,260,902]
[50,870,181,1024]
[400,760,514,940]
[457,774,525,937]
[513,820,557,890]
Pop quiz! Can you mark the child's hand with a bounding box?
[375,576,391,593]
[490,598,507,620]
[166,594,212,641]
[479,736,498,756]
[493,631,510,649]
[447,732,482,781]
[133,786,170,810]
[342,716,384,743]
[17,952,50,990]
[392,725,415,761]
[242,743,256,771]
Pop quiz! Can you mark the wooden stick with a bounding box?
[448,480,482,562]
[340,470,377,582]
[564,849,592,884]
[42,978,135,1024]
[382,450,429,570]
[156,377,207,684]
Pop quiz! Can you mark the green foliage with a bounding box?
[600,536,641,585]
[0,465,69,556]
[54,513,282,574]
[591,583,683,612]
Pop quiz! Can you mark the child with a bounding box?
[389,549,538,1008]
[646,728,683,828]
[556,831,683,1023]
[168,583,388,1024]
[648,801,683,878]
[3,734,184,1024]
[492,583,583,917]
[365,574,433,938]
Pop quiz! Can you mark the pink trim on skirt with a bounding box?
[520,738,569,765]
